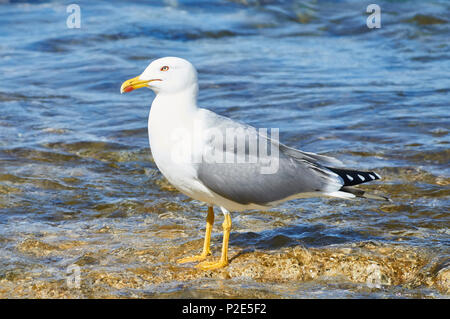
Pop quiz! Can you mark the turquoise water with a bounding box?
[0,0,448,298]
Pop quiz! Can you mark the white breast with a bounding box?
[147,96,215,203]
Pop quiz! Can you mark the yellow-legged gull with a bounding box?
[120,57,387,270]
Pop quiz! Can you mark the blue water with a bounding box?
[0,0,449,298]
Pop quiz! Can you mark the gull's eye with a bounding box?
[160,66,169,71]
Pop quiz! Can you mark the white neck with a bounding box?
[152,83,199,115]
[147,84,199,163]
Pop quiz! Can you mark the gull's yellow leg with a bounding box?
[196,211,231,270]
[177,206,214,264]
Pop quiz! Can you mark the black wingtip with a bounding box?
[326,167,381,187]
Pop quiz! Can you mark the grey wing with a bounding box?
[196,109,344,205]
[277,143,343,167]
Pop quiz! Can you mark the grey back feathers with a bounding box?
[196,109,344,205]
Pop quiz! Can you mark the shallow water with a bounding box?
[0,0,449,298]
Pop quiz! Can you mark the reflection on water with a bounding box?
[0,0,449,298]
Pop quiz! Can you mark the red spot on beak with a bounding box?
[123,86,134,93]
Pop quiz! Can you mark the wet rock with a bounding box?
[4,241,449,297]
[17,239,60,257]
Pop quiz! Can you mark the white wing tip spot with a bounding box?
[357,174,365,181]
[374,172,381,179]
[369,174,375,180]
[346,174,354,181]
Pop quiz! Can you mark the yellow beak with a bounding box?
[120,76,151,94]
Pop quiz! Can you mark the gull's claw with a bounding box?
[196,259,228,270]
[176,253,210,264]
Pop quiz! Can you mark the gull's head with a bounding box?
[120,57,197,95]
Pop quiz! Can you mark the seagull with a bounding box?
[120,57,387,270]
